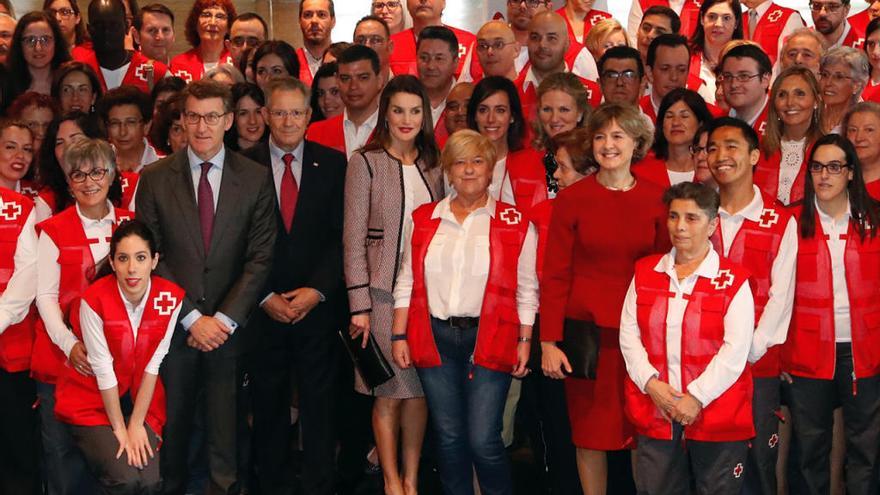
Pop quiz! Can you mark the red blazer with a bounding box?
[72,47,168,93]
[390,26,475,78]
[406,200,529,372]
[169,47,233,83]
[54,275,184,435]
[557,6,612,46]
[0,189,36,372]
[625,253,755,442]
[783,209,880,382]
[743,4,802,66]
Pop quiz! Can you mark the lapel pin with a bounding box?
[312,161,319,167]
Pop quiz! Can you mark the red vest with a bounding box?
[783,211,880,380]
[625,253,755,441]
[0,189,36,372]
[848,9,872,38]
[530,199,554,283]
[506,147,550,218]
[743,4,800,66]
[390,26,475,78]
[119,171,139,211]
[72,47,168,93]
[406,200,529,372]
[515,66,602,121]
[169,48,233,83]
[305,114,377,156]
[866,179,880,201]
[296,48,315,87]
[31,206,133,383]
[54,275,183,436]
[634,152,672,189]
[839,22,866,49]
[434,108,451,150]
[711,197,791,377]
[557,6,612,45]
[641,0,703,37]
[754,145,810,206]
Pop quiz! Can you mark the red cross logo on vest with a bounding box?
[0,201,22,221]
[458,43,467,59]
[174,70,193,83]
[590,14,606,25]
[499,207,521,226]
[855,37,866,49]
[768,433,779,448]
[711,269,734,290]
[134,63,151,82]
[758,121,767,136]
[121,176,130,190]
[759,208,779,228]
[153,291,178,316]
[767,9,782,22]
[20,185,37,196]
[733,463,744,478]
[117,214,131,223]
[586,87,593,100]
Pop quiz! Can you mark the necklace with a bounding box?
[599,175,637,192]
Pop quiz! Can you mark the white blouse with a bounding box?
[778,138,806,205]
[401,164,432,255]
[0,206,37,335]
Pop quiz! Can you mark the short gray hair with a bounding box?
[782,28,827,53]
[63,138,117,178]
[206,64,246,85]
[821,46,870,103]
[843,101,880,131]
[263,76,312,106]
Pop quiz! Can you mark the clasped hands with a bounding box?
[262,288,322,325]
[645,377,703,426]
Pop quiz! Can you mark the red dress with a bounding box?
[540,175,669,450]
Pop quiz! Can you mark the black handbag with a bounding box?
[558,318,600,379]
[338,330,396,389]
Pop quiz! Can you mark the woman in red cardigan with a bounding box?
[540,103,669,495]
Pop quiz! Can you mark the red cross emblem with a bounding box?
[759,208,779,228]
[20,185,37,196]
[733,462,744,478]
[121,176,130,190]
[458,43,467,59]
[758,121,767,136]
[499,207,521,225]
[134,63,152,82]
[586,87,593,100]
[153,291,178,316]
[711,269,734,290]
[590,14,606,25]
[117,214,131,223]
[854,38,866,49]
[174,70,193,83]
[768,433,779,448]
[767,9,782,22]
[0,201,22,221]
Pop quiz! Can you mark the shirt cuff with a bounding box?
[748,331,768,364]
[686,382,710,408]
[636,369,660,394]
[315,290,326,302]
[260,293,275,306]
[214,312,239,335]
[180,309,202,331]
[517,309,536,326]
[95,370,119,391]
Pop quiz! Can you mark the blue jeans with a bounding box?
[36,381,97,495]
[417,317,513,495]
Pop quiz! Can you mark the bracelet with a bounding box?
[390,333,407,342]
[517,337,531,343]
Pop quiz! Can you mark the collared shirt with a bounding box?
[730,96,769,127]
[628,0,686,42]
[619,246,754,407]
[303,47,323,78]
[431,99,447,130]
[393,195,539,325]
[36,202,117,357]
[489,157,516,205]
[829,20,854,49]
[718,185,797,362]
[0,202,37,335]
[816,198,853,341]
[268,137,304,203]
[139,138,161,170]
[343,108,379,159]
[80,280,182,390]
[187,145,225,210]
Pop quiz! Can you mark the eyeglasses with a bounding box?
[475,40,516,52]
[690,144,707,155]
[184,111,228,126]
[718,72,763,83]
[268,109,309,120]
[506,0,549,7]
[21,35,54,47]
[231,36,261,47]
[354,35,386,47]
[809,161,850,174]
[819,70,854,83]
[601,70,639,82]
[372,1,401,10]
[809,2,844,13]
[48,7,75,19]
[198,11,228,22]
[69,168,109,183]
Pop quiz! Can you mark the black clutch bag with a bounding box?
[338,330,396,389]
[558,318,600,379]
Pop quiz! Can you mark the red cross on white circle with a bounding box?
[711,269,734,290]
[768,433,779,448]
[499,207,521,225]
[0,201,22,221]
[733,463,744,478]
[153,291,178,316]
[759,208,779,228]
[767,9,782,22]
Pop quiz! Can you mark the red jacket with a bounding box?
[169,47,233,83]
[30,206,133,383]
[0,189,36,372]
[306,114,346,154]
[72,47,168,93]
[711,198,791,377]
[390,26,475,78]
[754,144,810,206]
[54,275,183,435]
[406,200,529,372]
[633,152,672,189]
[557,6,612,45]
[641,0,703,37]
[530,199,554,283]
[743,4,802,66]
[625,253,755,441]
[506,147,550,217]
[783,210,880,381]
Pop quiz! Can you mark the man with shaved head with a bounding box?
[474,21,520,80]
[388,0,475,76]
[444,82,473,136]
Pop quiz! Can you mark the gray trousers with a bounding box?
[70,422,162,495]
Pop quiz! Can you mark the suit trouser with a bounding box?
[742,376,780,495]
[787,343,880,495]
[635,424,748,495]
[160,347,240,495]
[0,370,40,495]
[70,423,162,495]
[250,325,338,495]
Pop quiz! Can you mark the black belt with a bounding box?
[434,316,480,329]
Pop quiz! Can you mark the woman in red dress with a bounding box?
[540,103,669,495]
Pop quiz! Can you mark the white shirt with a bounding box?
[779,138,806,205]
[401,164,432,254]
[268,138,304,203]
[697,56,718,105]
[816,199,853,342]
[0,206,37,335]
[619,246,754,407]
[394,195,539,325]
[139,138,161,170]
[80,280,182,391]
[431,99,446,130]
[343,108,379,159]
[36,202,116,357]
[718,185,797,362]
[828,21,854,49]
[101,63,130,90]
[489,157,515,204]
[303,47,322,79]
[667,169,695,185]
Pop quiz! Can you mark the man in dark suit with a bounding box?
[242,76,347,495]
[135,79,276,495]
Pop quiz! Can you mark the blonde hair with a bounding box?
[441,129,497,173]
[532,72,591,149]
[584,19,630,60]
[586,103,654,166]
[763,66,823,156]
